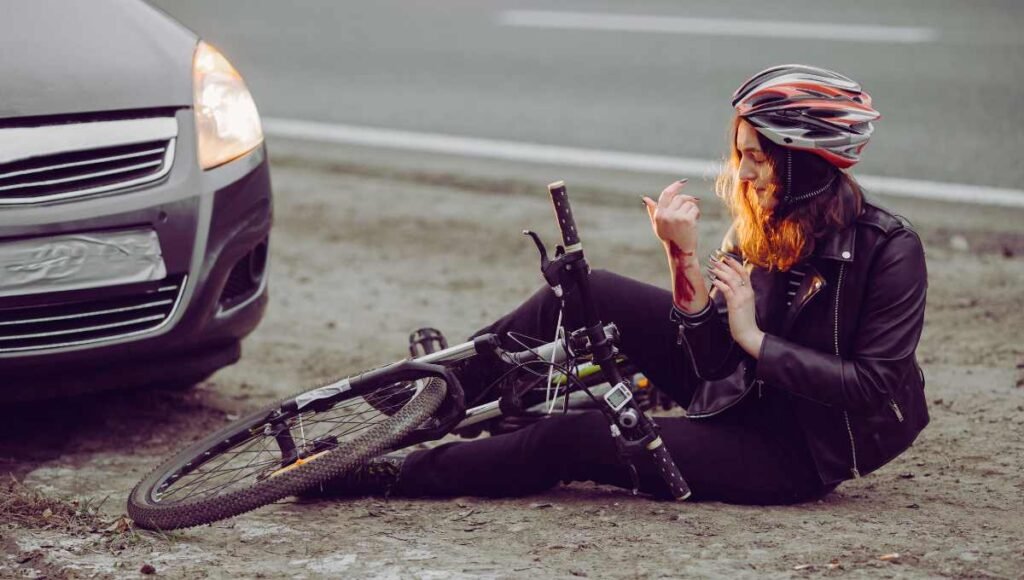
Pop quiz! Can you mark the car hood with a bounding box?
[0,1,197,121]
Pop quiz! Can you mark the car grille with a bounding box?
[0,139,174,205]
[0,275,186,353]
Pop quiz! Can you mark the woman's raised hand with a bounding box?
[643,180,701,254]
[709,255,765,358]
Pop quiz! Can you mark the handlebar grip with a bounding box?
[547,180,581,251]
[648,437,692,501]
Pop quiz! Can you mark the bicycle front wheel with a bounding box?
[127,375,445,531]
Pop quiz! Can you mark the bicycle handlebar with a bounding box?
[548,180,581,251]
[543,179,692,502]
[648,435,693,500]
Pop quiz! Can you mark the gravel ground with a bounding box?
[2,157,1023,579]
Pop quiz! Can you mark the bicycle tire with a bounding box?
[127,376,446,531]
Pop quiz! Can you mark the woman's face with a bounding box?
[736,120,778,212]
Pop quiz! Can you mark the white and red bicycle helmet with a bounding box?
[732,64,880,169]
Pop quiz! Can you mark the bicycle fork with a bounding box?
[532,180,693,501]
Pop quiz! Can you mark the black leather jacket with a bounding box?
[681,197,929,485]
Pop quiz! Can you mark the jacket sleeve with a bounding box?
[679,227,748,380]
[754,228,928,411]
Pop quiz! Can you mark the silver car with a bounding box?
[0,1,272,401]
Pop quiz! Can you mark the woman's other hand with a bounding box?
[709,255,765,358]
[643,180,700,254]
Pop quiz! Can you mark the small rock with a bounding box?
[879,553,900,562]
[792,564,813,571]
[140,563,157,575]
[905,503,920,509]
[42,508,53,518]
[950,235,970,252]
[959,551,980,562]
[899,472,915,479]
[530,502,553,509]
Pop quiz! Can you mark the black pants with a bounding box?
[396,270,832,505]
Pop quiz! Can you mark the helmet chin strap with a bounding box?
[778,149,838,213]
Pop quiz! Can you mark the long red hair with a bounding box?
[715,117,864,271]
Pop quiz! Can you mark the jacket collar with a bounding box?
[814,223,855,262]
[811,179,858,263]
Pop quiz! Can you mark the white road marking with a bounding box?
[263,118,1024,209]
[497,10,938,44]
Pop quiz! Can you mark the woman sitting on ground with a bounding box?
[311,64,930,505]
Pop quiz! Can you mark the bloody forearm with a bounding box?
[667,242,709,313]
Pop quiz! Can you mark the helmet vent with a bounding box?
[749,93,785,107]
[808,108,844,118]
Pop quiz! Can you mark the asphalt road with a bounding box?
[151,0,1023,192]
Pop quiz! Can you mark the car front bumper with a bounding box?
[0,108,273,401]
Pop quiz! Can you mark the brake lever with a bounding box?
[523,230,564,297]
[523,230,550,265]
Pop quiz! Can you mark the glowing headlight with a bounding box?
[193,42,263,170]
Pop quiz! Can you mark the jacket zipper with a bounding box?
[834,263,860,479]
[783,271,826,337]
[890,399,904,422]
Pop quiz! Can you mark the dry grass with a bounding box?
[2,475,108,532]
[0,475,153,552]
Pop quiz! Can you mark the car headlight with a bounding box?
[193,41,263,170]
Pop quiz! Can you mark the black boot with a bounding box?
[300,455,405,498]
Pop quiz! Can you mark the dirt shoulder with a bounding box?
[3,158,1023,579]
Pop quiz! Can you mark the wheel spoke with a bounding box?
[153,381,424,503]
[161,436,279,500]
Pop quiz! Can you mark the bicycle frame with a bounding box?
[410,323,623,431]
[284,322,614,434]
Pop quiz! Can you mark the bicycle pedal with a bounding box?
[409,327,448,357]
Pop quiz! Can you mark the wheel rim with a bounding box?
[149,380,427,506]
